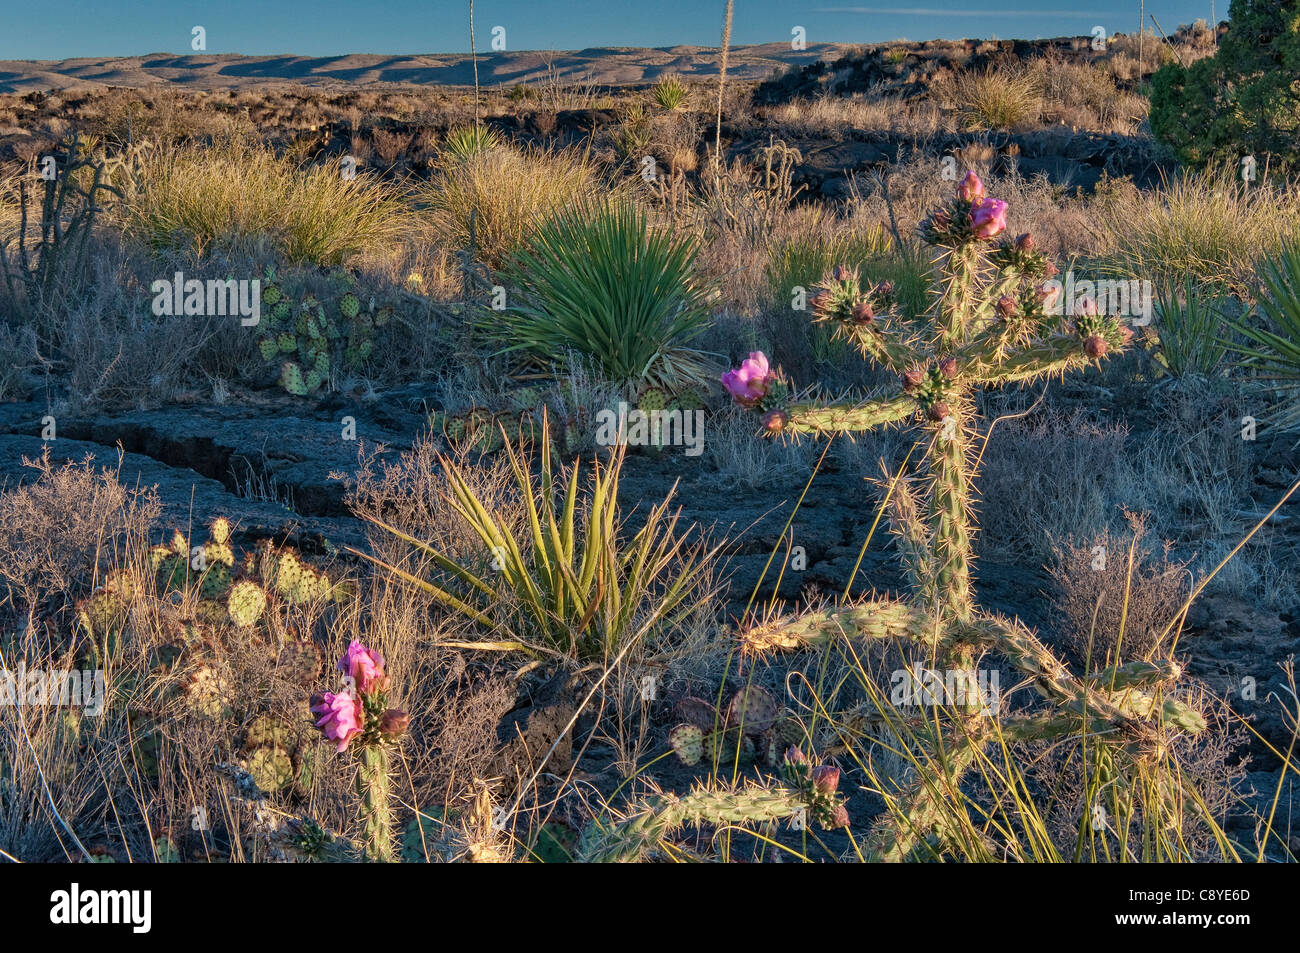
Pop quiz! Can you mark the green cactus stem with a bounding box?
[357,744,395,862]
[580,783,818,863]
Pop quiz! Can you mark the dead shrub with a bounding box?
[1047,511,1191,667]
[0,451,159,624]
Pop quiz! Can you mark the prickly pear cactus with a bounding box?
[256,268,397,397]
[726,685,778,734]
[669,724,705,766]
[227,580,267,628]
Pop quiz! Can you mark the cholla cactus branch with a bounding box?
[740,598,939,654]
[580,781,827,863]
[782,394,916,436]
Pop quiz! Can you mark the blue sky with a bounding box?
[0,1,1222,60]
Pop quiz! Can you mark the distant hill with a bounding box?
[0,43,859,93]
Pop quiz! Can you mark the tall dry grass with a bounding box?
[1095,166,1300,291]
[117,142,409,266]
[417,141,608,269]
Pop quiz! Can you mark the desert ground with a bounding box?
[1,15,1299,864]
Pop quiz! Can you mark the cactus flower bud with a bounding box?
[939,357,958,379]
[811,291,833,314]
[1076,296,1099,317]
[828,804,850,829]
[812,764,840,794]
[876,279,895,298]
[1014,232,1033,251]
[901,368,924,392]
[1119,323,1135,346]
[956,170,985,202]
[762,409,789,434]
[1042,260,1058,278]
[851,300,874,324]
[930,207,950,227]
[927,401,951,422]
[1084,335,1108,358]
[832,264,847,282]
[996,294,1017,318]
[379,708,410,738]
[784,746,808,766]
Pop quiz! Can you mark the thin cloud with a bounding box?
[815,7,1108,16]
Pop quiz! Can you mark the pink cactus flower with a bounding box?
[969,197,1008,239]
[338,639,389,695]
[1075,296,1099,317]
[721,351,772,405]
[956,170,985,202]
[311,690,363,752]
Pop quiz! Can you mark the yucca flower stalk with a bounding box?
[714,171,1204,861]
[310,639,408,862]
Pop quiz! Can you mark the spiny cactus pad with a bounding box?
[674,696,717,730]
[726,685,779,734]
[247,745,295,794]
[227,581,267,627]
[669,724,705,765]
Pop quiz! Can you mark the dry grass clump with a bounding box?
[417,141,608,268]
[1094,167,1300,290]
[1047,511,1191,667]
[0,451,159,622]
[927,57,1144,134]
[766,92,943,137]
[1023,55,1148,133]
[978,408,1134,560]
[930,65,1041,131]
[344,434,530,572]
[117,140,409,266]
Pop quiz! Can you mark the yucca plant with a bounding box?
[494,200,715,391]
[652,75,689,111]
[1228,239,1300,431]
[1151,278,1233,379]
[355,426,718,661]
[440,125,502,164]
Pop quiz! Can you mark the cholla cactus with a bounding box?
[310,640,408,862]
[580,748,848,862]
[717,171,1200,861]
